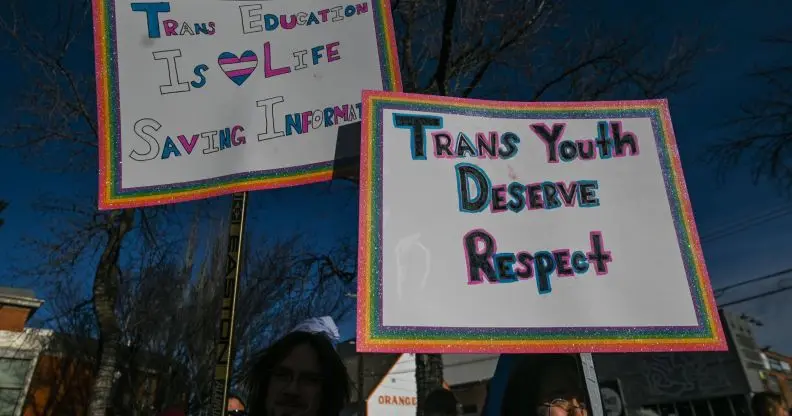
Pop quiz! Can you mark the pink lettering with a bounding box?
[279,14,297,29]
[301,111,313,133]
[163,19,179,36]
[263,42,291,78]
[231,126,246,146]
[326,42,341,62]
[176,134,199,154]
[333,105,349,123]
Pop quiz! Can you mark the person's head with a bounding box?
[425,388,460,416]
[751,392,788,416]
[227,392,247,415]
[246,331,350,416]
[501,354,588,416]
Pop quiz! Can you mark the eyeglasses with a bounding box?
[540,398,588,415]
[227,410,247,416]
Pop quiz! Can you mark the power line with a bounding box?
[713,267,792,297]
[700,205,792,240]
[719,286,792,307]
[700,205,792,243]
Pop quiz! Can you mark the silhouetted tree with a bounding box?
[709,35,792,190]
[0,200,7,228]
[23,215,355,416]
[112,224,355,415]
[0,1,144,411]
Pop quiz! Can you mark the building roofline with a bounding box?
[0,293,44,310]
[763,350,792,361]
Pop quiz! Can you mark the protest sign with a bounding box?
[356,91,727,354]
[93,0,401,209]
[367,354,417,415]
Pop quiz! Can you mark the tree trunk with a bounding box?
[87,208,135,416]
[415,353,444,415]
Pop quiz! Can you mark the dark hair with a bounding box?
[245,331,350,416]
[501,354,582,416]
[751,392,784,416]
[425,388,459,415]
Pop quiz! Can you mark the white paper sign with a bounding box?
[93,0,400,209]
[367,354,417,415]
[356,91,726,354]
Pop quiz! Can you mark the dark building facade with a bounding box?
[338,310,772,416]
[760,350,792,407]
[594,309,766,416]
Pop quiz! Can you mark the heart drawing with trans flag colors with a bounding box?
[218,50,258,86]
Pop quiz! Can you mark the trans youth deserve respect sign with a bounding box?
[93,0,400,209]
[356,91,727,354]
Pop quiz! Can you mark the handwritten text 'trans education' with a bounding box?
[393,114,644,295]
[127,2,368,163]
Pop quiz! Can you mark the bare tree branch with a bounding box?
[0,199,8,228]
[708,34,792,190]
[433,0,458,96]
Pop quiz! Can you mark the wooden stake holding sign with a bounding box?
[212,192,248,416]
[92,0,401,413]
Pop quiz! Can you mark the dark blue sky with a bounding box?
[1,0,791,354]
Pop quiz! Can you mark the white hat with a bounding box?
[290,316,341,344]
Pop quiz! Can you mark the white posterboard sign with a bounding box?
[367,353,417,415]
[356,91,727,354]
[93,0,400,209]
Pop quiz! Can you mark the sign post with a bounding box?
[579,353,603,416]
[211,192,248,416]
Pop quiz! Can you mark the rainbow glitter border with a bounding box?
[93,0,402,210]
[356,90,727,354]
